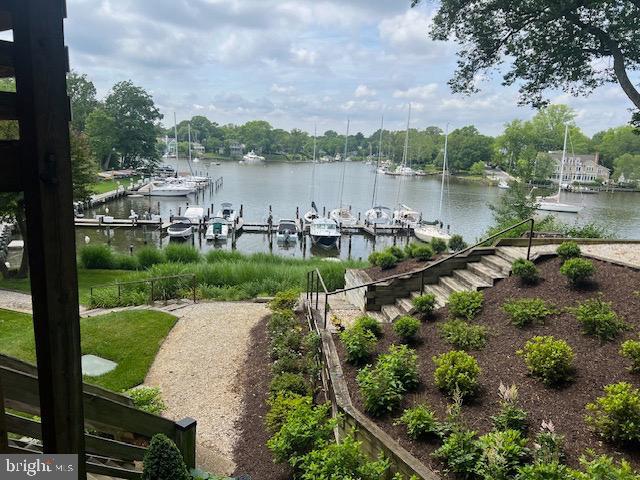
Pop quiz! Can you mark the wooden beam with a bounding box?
[0,140,20,191]
[0,40,14,78]
[11,0,85,475]
[0,91,16,119]
[0,11,11,33]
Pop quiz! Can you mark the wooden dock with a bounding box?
[75,217,163,228]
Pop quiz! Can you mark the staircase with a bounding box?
[377,246,522,322]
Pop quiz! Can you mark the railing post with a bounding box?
[117,283,121,300]
[306,272,310,302]
[315,274,319,310]
[324,294,329,329]
[175,417,197,470]
[150,280,155,304]
[420,270,425,294]
[526,219,534,260]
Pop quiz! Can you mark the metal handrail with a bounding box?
[90,273,197,304]
[306,218,535,328]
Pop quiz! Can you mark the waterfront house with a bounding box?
[219,141,244,157]
[548,151,611,184]
[191,141,205,155]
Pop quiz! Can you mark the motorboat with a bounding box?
[144,182,194,197]
[393,204,421,228]
[183,206,205,226]
[364,206,392,225]
[330,207,357,227]
[498,180,510,189]
[241,151,265,163]
[205,217,229,241]
[414,222,452,243]
[387,165,415,176]
[216,202,243,229]
[309,218,340,250]
[276,219,298,244]
[167,217,193,239]
[303,202,320,227]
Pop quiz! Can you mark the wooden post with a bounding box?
[0,376,7,452]
[175,417,197,469]
[11,0,86,472]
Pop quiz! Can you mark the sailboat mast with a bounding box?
[558,124,569,199]
[402,104,411,168]
[372,115,384,207]
[310,124,317,202]
[439,125,449,221]
[173,112,180,176]
[188,123,192,164]
[338,119,350,206]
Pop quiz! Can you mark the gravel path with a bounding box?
[0,289,37,313]
[144,301,269,476]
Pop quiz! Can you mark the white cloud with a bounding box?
[271,84,295,94]
[355,85,377,97]
[393,84,438,100]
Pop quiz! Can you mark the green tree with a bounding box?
[593,126,640,170]
[446,126,494,172]
[86,107,118,170]
[489,182,538,226]
[70,130,98,200]
[613,153,640,184]
[469,161,485,176]
[66,71,98,132]
[240,120,273,153]
[412,0,640,123]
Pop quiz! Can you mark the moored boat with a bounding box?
[276,219,298,244]
[205,217,229,241]
[310,218,340,249]
[167,217,193,239]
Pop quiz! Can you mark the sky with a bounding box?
[62,0,638,137]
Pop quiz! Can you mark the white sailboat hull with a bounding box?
[414,225,451,243]
[536,202,581,213]
[330,208,357,227]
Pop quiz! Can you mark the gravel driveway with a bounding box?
[144,301,269,476]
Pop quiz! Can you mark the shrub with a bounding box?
[517,462,571,480]
[433,350,481,399]
[532,420,565,464]
[387,245,406,260]
[268,372,309,399]
[475,429,529,480]
[502,298,555,327]
[339,326,377,364]
[432,429,480,478]
[512,258,539,285]
[378,344,419,390]
[136,246,165,269]
[164,244,200,263]
[142,434,189,480]
[585,382,640,444]
[80,244,114,269]
[448,234,467,252]
[269,289,300,311]
[266,401,335,464]
[353,315,382,337]
[413,293,437,316]
[556,241,581,260]
[517,336,574,386]
[377,252,399,269]
[492,383,527,433]
[395,404,439,440]
[393,315,421,341]
[412,244,435,261]
[265,393,311,433]
[128,386,166,415]
[439,319,487,351]
[621,340,640,373]
[448,290,484,321]
[356,365,405,416]
[270,328,303,360]
[560,257,595,286]
[113,253,139,270]
[272,354,304,375]
[572,454,640,480]
[268,309,297,338]
[431,237,448,254]
[570,296,627,343]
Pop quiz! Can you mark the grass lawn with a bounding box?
[0,308,176,392]
[90,176,141,195]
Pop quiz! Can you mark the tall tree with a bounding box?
[86,107,118,170]
[69,130,98,200]
[593,125,640,169]
[446,126,494,172]
[67,71,98,132]
[412,0,640,124]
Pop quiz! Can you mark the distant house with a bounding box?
[191,142,205,155]
[219,141,244,157]
[548,151,610,184]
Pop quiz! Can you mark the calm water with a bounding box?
[79,160,640,260]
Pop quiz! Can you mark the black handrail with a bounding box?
[90,273,198,305]
[306,218,535,328]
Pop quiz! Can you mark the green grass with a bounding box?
[90,176,140,194]
[0,308,177,392]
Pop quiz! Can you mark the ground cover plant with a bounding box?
[439,319,487,350]
[560,258,596,287]
[570,296,628,343]
[517,336,574,386]
[621,339,640,373]
[502,298,556,327]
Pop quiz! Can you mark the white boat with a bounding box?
[365,206,392,225]
[386,165,415,176]
[241,151,265,163]
[276,219,298,244]
[205,217,229,241]
[498,180,510,189]
[414,222,451,243]
[167,217,193,239]
[330,207,357,227]
[183,206,205,225]
[304,209,319,226]
[216,202,243,229]
[393,204,421,227]
[145,182,194,197]
[309,218,340,249]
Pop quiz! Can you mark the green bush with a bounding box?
[142,434,189,480]
[491,383,527,433]
[475,429,529,480]
[135,246,165,269]
[265,393,311,433]
[393,315,421,341]
[570,296,627,343]
[353,315,382,337]
[517,336,574,386]
[413,293,437,316]
[512,258,540,285]
[412,244,435,261]
[356,365,405,416]
[268,309,297,338]
[339,326,377,364]
[272,354,304,375]
[268,372,309,399]
[377,252,398,270]
[532,422,565,465]
[448,234,467,252]
[266,401,335,465]
[387,245,406,260]
[88,287,149,309]
[432,429,480,478]
[113,253,140,270]
[585,382,640,444]
[433,350,481,399]
[502,298,555,327]
[448,290,484,321]
[517,461,571,480]
[431,237,448,254]
[556,241,581,260]
[164,244,200,263]
[621,339,640,373]
[270,328,303,360]
[80,244,115,269]
[395,404,439,440]
[439,319,487,351]
[377,344,419,391]
[572,454,640,480]
[128,386,166,415]
[560,257,595,286]
[269,289,300,311]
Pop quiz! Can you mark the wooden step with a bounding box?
[396,297,415,315]
[496,246,525,264]
[418,284,448,307]
[467,261,505,284]
[453,269,492,290]
[439,276,469,295]
[481,254,512,274]
[366,311,388,324]
[381,304,403,322]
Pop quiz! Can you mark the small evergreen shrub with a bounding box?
[353,315,382,337]
[475,429,529,480]
[448,290,484,321]
[517,336,574,386]
[621,339,640,373]
[572,454,640,480]
[571,296,627,343]
[560,257,595,286]
[164,244,200,263]
[431,237,448,254]
[393,315,421,341]
[433,350,481,399]
[556,241,581,260]
[585,382,640,444]
[387,245,406,260]
[412,244,435,261]
[265,393,311,433]
[128,386,166,415]
[142,434,190,480]
[413,293,437,316]
[269,289,300,311]
[136,246,165,269]
[439,319,487,351]
[395,404,439,440]
[268,372,309,399]
[491,383,527,433]
[356,364,405,416]
[339,326,377,364]
[502,298,555,327]
[448,234,467,252]
[512,258,539,285]
[432,429,480,478]
[80,244,114,269]
[377,251,398,270]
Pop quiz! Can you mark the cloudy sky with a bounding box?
[64,0,637,136]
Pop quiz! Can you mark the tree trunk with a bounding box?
[611,45,640,111]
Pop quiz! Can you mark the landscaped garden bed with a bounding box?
[334,254,640,477]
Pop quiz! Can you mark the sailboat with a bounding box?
[393,105,421,227]
[536,125,582,214]
[330,120,357,227]
[365,115,392,225]
[304,127,320,228]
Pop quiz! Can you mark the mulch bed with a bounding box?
[232,316,291,480]
[335,256,640,474]
[364,254,446,281]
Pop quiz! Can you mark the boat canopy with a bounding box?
[171,216,191,223]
